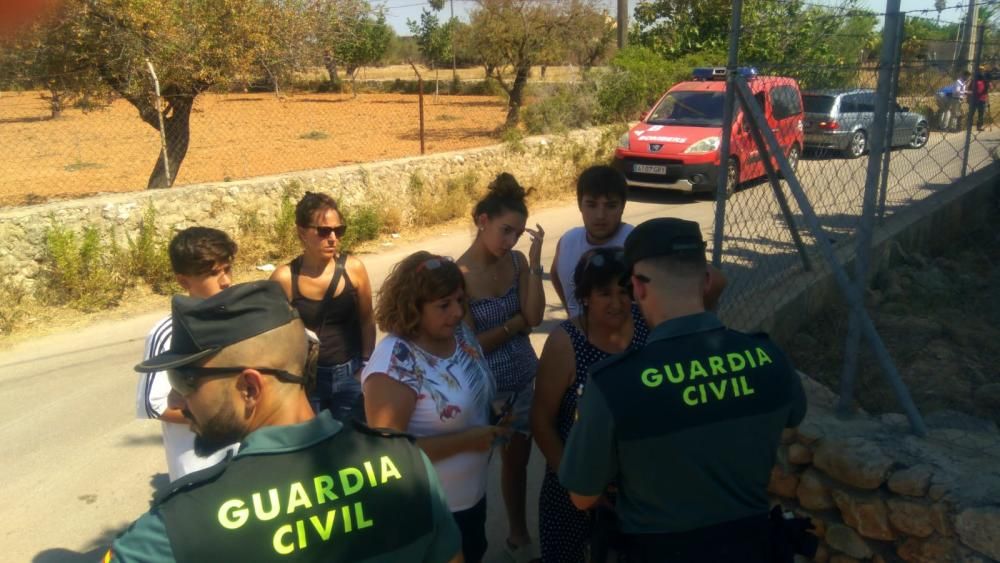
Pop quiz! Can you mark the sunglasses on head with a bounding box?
[583,249,626,272]
[309,225,347,239]
[416,256,454,273]
[167,366,305,396]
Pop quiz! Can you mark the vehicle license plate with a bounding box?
[633,164,667,175]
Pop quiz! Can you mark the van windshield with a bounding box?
[646,91,729,127]
[803,95,836,114]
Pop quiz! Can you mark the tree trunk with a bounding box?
[504,64,530,128]
[323,50,341,85]
[48,87,64,118]
[146,96,194,189]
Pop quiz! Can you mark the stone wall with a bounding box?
[769,376,1000,562]
[0,127,612,286]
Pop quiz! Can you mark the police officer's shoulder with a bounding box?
[153,451,236,506]
[589,345,641,381]
[351,419,417,443]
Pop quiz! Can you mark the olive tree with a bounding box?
[467,0,609,128]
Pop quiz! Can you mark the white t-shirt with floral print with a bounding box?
[362,322,495,511]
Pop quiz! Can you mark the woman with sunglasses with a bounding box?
[271,191,375,421]
[363,251,510,563]
[457,172,545,562]
[531,247,648,563]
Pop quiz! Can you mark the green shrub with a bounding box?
[42,224,126,311]
[596,47,723,122]
[410,171,481,227]
[299,130,329,140]
[0,279,29,334]
[273,183,303,259]
[522,81,598,134]
[341,205,383,251]
[126,205,175,294]
[501,127,526,154]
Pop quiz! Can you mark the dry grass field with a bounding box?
[0,90,508,207]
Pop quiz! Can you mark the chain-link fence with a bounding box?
[0,65,529,207]
[711,1,1000,432]
[716,16,999,333]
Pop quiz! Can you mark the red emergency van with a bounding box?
[613,67,804,196]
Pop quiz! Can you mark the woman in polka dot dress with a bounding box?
[531,247,649,563]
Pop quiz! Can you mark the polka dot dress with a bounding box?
[539,305,649,563]
[469,254,539,393]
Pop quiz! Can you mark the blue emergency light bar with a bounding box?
[692,67,759,81]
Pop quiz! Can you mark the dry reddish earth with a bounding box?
[0,91,507,207]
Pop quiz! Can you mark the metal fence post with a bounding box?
[837,1,903,417]
[711,0,743,268]
[733,74,927,435]
[961,24,986,178]
[877,14,905,223]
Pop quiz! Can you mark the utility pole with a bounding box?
[957,0,978,73]
[450,0,457,84]
[967,1,979,73]
[617,0,627,49]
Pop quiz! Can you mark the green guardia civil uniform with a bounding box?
[559,312,807,534]
[105,411,460,563]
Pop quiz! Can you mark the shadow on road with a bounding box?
[32,525,126,563]
[121,434,163,448]
[626,187,705,205]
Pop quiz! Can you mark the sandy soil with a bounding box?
[0,90,507,207]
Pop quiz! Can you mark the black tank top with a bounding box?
[289,254,362,366]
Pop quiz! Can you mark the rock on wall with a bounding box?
[769,375,1000,562]
[0,127,611,286]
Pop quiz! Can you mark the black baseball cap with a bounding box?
[623,218,706,269]
[135,281,299,372]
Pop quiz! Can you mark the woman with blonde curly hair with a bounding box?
[363,251,510,563]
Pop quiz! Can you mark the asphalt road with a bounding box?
[0,129,994,563]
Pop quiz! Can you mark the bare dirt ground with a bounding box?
[0,91,507,207]
[786,203,1000,428]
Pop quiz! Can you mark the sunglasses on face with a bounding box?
[309,225,347,239]
[416,256,454,273]
[167,366,305,396]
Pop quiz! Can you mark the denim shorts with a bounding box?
[310,357,364,423]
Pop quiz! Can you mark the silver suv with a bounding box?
[803,89,930,158]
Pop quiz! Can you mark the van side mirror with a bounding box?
[640,111,649,121]
[900,106,910,113]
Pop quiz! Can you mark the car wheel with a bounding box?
[910,122,929,149]
[844,130,867,159]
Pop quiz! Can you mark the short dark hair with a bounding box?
[577,165,627,203]
[295,191,341,228]
[644,251,707,280]
[169,227,238,276]
[472,173,532,221]
[375,252,466,339]
[573,247,628,306]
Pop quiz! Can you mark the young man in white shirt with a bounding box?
[551,165,634,318]
[135,227,237,481]
[937,70,972,131]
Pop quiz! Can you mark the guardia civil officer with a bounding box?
[105,281,461,563]
[558,218,807,563]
